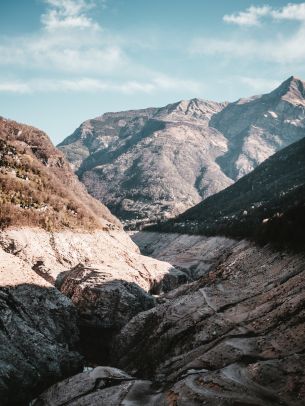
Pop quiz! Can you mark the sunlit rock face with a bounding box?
[59,76,305,227]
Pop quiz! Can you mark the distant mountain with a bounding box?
[0,117,119,231]
[59,76,305,228]
[150,135,305,251]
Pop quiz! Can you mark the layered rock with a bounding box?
[111,241,305,405]
[59,76,305,227]
[0,250,83,405]
[32,239,305,405]
[130,231,239,280]
[32,367,167,405]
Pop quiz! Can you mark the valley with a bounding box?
[0,77,305,405]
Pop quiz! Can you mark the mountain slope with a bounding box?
[0,117,119,231]
[151,135,305,250]
[59,99,230,227]
[59,76,305,228]
[211,75,305,180]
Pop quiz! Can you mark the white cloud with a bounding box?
[272,2,305,21]
[192,2,305,64]
[0,0,203,96]
[41,0,100,31]
[0,0,125,75]
[191,23,305,64]
[223,2,305,26]
[0,82,30,93]
[223,6,271,26]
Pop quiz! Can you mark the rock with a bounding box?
[32,366,167,406]
[130,231,238,280]
[112,240,305,405]
[0,250,83,405]
[0,227,187,365]
[59,77,305,227]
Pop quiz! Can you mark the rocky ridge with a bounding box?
[59,76,305,227]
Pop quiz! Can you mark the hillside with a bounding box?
[59,76,305,228]
[0,117,119,231]
[149,135,305,250]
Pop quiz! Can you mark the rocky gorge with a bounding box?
[0,76,305,406]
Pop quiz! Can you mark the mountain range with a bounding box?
[59,76,305,228]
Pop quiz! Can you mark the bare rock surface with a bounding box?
[111,239,305,405]
[59,76,305,227]
[31,238,305,405]
[0,227,187,365]
[130,231,238,279]
[0,249,83,405]
[32,366,167,406]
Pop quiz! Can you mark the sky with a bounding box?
[1,0,305,144]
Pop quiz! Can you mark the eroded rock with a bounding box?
[0,250,83,405]
[32,366,166,406]
[111,240,305,405]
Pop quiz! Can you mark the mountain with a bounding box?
[0,117,185,404]
[58,99,230,227]
[150,134,305,251]
[59,76,305,228]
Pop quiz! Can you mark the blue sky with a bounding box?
[1,0,305,144]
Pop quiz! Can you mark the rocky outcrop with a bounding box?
[0,250,83,405]
[59,76,305,227]
[32,366,167,405]
[0,227,188,366]
[110,240,305,405]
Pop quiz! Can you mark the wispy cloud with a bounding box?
[223,6,271,27]
[192,2,305,65]
[223,2,305,26]
[0,0,201,95]
[41,0,100,31]
[0,76,203,94]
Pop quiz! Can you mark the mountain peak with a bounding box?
[268,75,305,106]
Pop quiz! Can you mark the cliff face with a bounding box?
[59,77,305,227]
